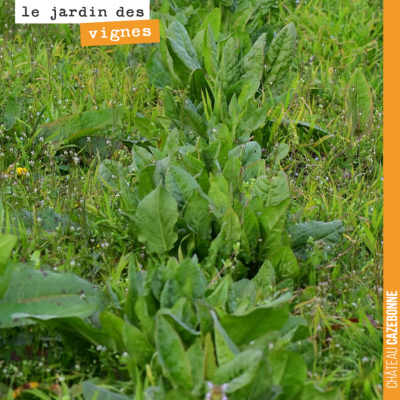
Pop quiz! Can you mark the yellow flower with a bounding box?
[16,167,28,177]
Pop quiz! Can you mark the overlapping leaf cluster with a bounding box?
[0,2,348,399]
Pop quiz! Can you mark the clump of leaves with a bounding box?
[0,236,341,400]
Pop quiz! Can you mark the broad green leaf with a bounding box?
[209,188,228,214]
[238,79,262,108]
[147,49,172,89]
[207,276,232,309]
[222,157,242,190]
[199,8,221,38]
[196,300,214,337]
[203,25,218,77]
[192,29,206,62]
[220,37,240,89]
[269,247,299,280]
[270,350,307,400]
[181,153,205,175]
[0,267,108,328]
[212,311,240,366]
[176,258,207,301]
[346,69,373,134]
[165,166,202,208]
[187,341,205,386]
[222,209,242,244]
[46,316,116,349]
[39,109,119,143]
[166,39,197,84]
[220,297,289,345]
[243,207,260,250]
[213,349,263,393]
[0,264,12,301]
[204,332,218,380]
[0,234,16,300]
[226,78,259,103]
[253,260,276,295]
[82,382,130,400]
[210,175,229,195]
[264,23,297,88]
[125,264,143,325]
[300,384,343,400]
[290,220,345,259]
[160,279,182,309]
[163,91,179,120]
[202,226,226,272]
[259,198,291,255]
[133,117,154,139]
[167,22,199,66]
[240,355,275,399]
[167,22,200,82]
[122,322,155,367]
[183,190,212,240]
[0,234,17,272]
[183,106,208,138]
[280,316,309,342]
[275,143,290,163]
[229,142,262,167]
[132,145,153,173]
[231,7,254,32]
[233,279,256,305]
[136,185,179,255]
[161,309,200,345]
[165,391,197,400]
[187,68,210,102]
[238,108,268,136]
[242,142,262,166]
[217,124,234,168]
[156,315,193,389]
[135,297,155,345]
[99,311,125,352]
[138,165,156,199]
[254,172,291,206]
[163,127,180,157]
[202,140,221,171]
[243,159,267,182]
[241,33,267,81]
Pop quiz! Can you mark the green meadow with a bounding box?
[0,0,383,399]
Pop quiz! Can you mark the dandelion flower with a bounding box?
[16,167,28,177]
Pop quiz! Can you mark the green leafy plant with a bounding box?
[0,0,382,398]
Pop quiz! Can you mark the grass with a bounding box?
[0,0,383,399]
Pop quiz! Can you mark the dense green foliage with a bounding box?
[0,0,383,399]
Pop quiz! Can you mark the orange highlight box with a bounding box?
[80,19,160,46]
